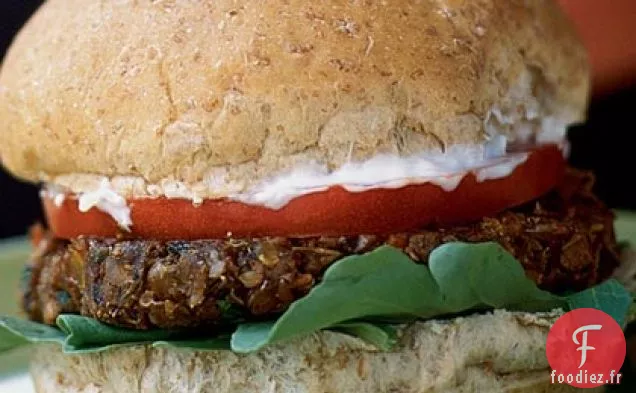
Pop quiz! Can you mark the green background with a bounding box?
[0,238,31,378]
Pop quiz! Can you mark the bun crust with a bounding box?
[30,310,592,393]
[0,0,588,190]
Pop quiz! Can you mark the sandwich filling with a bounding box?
[41,144,565,239]
[23,169,620,329]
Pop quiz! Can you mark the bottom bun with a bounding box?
[30,310,597,393]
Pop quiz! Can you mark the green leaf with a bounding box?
[232,246,438,352]
[0,242,633,355]
[428,243,565,312]
[329,322,398,351]
[232,243,565,352]
[153,336,231,351]
[231,322,273,353]
[57,315,185,353]
[0,316,66,353]
[564,279,632,326]
[231,321,398,352]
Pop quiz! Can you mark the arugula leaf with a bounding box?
[231,243,566,352]
[57,315,186,353]
[428,243,565,312]
[0,243,632,355]
[0,316,65,353]
[329,322,398,351]
[564,279,632,326]
[153,337,231,351]
[232,246,440,352]
[231,321,398,352]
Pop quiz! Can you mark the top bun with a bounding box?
[0,0,589,195]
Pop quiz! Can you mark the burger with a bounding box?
[0,0,633,392]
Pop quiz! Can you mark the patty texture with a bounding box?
[22,170,619,330]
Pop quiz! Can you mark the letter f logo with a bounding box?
[572,324,603,368]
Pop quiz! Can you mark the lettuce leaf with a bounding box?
[0,242,631,355]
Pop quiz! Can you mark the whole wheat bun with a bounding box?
[29,310,593,393]
[0,0,588,197]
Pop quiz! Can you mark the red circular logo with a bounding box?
[546,308,626,388]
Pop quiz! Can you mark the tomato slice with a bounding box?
[43,145,565,239]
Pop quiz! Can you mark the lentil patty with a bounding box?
[22,169,620,329]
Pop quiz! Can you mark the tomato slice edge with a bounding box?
[43,145,565,239]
